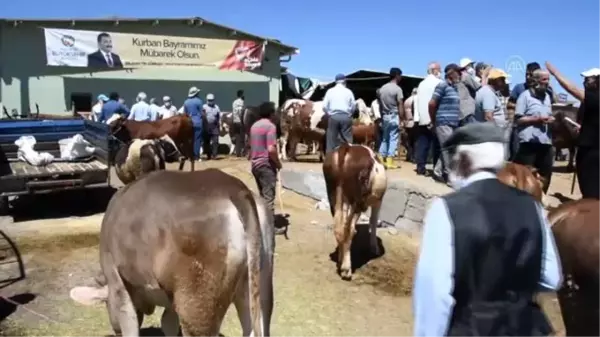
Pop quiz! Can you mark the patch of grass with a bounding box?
[13,232,100,256]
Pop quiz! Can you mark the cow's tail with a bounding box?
[239,190,265,337]
[333,145,349,240]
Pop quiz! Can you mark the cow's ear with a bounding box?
[69,286,108,306]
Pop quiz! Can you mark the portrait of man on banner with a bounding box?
[87,32,123,69]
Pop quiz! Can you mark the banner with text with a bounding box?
[43,28,265,70]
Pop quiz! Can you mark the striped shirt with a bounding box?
[431,81,460,126]
[250,118,277,169]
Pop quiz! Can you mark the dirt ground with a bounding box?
[0,156,570,336]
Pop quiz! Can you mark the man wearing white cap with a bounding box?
[182,86,204,161]
[159,96,178,119]
[457,58,485,126]
[546,62,599,199]
[413,122,561,336]
[203,93,221,160]
[128,92,152,121]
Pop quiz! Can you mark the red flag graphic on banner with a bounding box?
[219,40,265,71]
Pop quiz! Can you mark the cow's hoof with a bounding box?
[340,269,353,281]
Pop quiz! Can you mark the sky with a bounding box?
[3,0,599,98]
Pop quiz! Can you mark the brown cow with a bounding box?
[551,107,579,171]
[318,115,379,151]
[323,144,387,280]
[280,101,326,162]
[110,114,195,171]
[69,169,274,336]
[497,162,545,203]
[548,199,599,336]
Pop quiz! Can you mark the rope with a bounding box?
[1,295,63,325]
[277,170,286,214]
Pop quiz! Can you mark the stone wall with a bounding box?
[280,168,442,235]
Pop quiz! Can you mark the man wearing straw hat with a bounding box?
[413,122,561,336]
[182,86,204,161]
[475,68,511,158]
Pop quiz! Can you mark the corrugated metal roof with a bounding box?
[0,17,299,55]
[345,69,425,80]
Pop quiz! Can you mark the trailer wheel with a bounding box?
[0,197,9,216]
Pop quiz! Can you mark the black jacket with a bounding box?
[87,50,123,69]
[443,178,553,336]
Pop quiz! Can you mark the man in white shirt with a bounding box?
[159,96,178,119]
[148,98,161,121]
[413,62,443,175]
[91,94,108,121]
[128,92,152,121]
[322,74,356,153]
[403,88,418,162]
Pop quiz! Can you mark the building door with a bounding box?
[70,92,92,116]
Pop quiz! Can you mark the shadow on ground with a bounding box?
[128,328,225,337]
[0,293,36,322]
[552,164,575,174]
[328,224,385,275]
[8,187,117,222]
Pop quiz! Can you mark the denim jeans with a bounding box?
[415,125,437,174]
[192,124,203,160]
[433,124,456,179]
[459,114,477,126]
[326,113,353,153]
[252,165,277,219]
[378,114,400,157]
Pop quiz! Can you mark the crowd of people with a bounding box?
[90,87,249,163]
[322,59,599,199]
[317,58,598,336]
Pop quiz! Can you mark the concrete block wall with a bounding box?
[280,169,441,235]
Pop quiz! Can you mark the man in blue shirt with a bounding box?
[99,92,130,123]
[507,62,556,160]
[509,62,557,106]
[428,64,462,184]
[202,93,221,160]
[513,69,555,193]
[323,74,356,153]
[183,86,204,161]
[413,122,562,336]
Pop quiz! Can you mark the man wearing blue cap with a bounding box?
[99,92,130,123]
[92,94,108,121]
[323,74,356,153]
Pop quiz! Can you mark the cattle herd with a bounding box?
[64,99,598,337]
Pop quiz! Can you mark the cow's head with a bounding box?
[109,116,132,143]
[157,135,182,163]
[552,110,579,144]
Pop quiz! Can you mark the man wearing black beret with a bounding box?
[413,122,562,336]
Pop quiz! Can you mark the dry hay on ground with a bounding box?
[356,232,419,296]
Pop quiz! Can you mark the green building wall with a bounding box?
[0,20,285,117]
